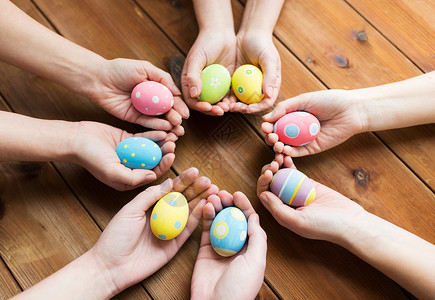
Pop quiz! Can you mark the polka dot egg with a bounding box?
[131,81,174,116]
[198,64,231,104]
[270,168,316,207]
[232,64,264,104]
[274,112,320,146]
[115,137,162,170]
[210,207,248,257]
[150,192,189,240]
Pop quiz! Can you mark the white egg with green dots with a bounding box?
[150,192,189,240]
[115,137,162,170]
[210,207,248,257]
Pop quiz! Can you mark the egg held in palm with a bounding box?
[210,207,248,257]
[131,81,174,116]
[150,192,189,240]
[270,168,316,207]
[273,112,320,146]
[198,64,232,104]
[232,64,264,104]
[116,137,162,170]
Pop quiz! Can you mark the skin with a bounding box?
[191,191,267,300]
[0,111,177,191]
[183,0,284,116]
[0,1,188,134]
[257,157,435,299]
[262,71,435,157]
[12,168,219,299]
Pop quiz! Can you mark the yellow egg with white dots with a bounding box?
[150,192,189,240]
[232,64,264,104]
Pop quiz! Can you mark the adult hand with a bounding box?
[182,30,237,116]
[87,58,188,135]
[191,190,267,300]
[71,121,177,191]
[262,89,365,157]
[89,168,219,293]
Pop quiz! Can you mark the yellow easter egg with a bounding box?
[150,192,189,240]
[231,64,264,104]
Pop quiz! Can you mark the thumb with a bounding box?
[125,178,173,212]
[245,214,267,266]
[259,54,278,99]
[185,55,206,98]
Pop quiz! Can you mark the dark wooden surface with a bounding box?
[0,0,434,299]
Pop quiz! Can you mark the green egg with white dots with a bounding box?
[151,192,189,240]
[115,137,162,170]
[198,64,231,104]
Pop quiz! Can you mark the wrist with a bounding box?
[338,210,380,251]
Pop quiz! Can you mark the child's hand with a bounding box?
[70,121,176,191]
[191,191,267,300]
[87,58,188,136]
[231,32,281,114]
[257,157,365,244]
[262,89,365,156]
[88,168,219,294]
[181,30,237,116]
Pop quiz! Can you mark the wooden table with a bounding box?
[1,0,434,299]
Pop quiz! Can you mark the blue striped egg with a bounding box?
[210,207,248,257]
[115,137,162,170]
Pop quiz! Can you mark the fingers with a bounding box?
[170,125,185,137]
[233,191,256,219]
[173,97,190,119]
[257,169,274,198]
[260,51,278,99]
[165,109,183,127]
[143,62,181,96]
[172,167,200,193]
[175,199,207,246]
[200,201,216,247]
[244,98,275,114]
[259,191,298,230]
[184,55,205,99]
[134,113,174,131]
[126,178,173,211]
[244,214,267,266]
[152,153,175,179]
[133,130,167,141]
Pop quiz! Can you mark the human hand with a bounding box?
[231,32,281,114]
[86,58,188,135]
[88,168,219,294]
[257,156,365,244]
[182,30,237,116]
[262,89,366,157]
[191,190,267,300]
[70,121,177,191]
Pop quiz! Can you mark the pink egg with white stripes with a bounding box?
[131,81,174,116]
[273,112,320,146]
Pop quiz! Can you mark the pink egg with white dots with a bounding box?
[131,81,174,116]
[273,112,320,146]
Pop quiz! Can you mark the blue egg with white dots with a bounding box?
[115,137,162,170]
[210,207,248,257]
[150,192,189,240]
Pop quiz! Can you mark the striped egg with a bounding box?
[150,192,189,240]
[270,168,316,207]
[273,112,320,146]
[115,137,162,170]
[210,207,248,257]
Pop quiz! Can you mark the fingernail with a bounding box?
[190,86,198,97]
[260,193,268,203]
[173,85,181,94]
[146,174,156,181]
[162,178,172,189]
[267,87,274,98]
[253,214,259,224]
[264,111,272,119]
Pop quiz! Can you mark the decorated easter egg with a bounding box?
[232,64,264,104]
[131,81,174,116]
[210,207,248,257]
[115,137,162,170]
[273,112,321,146]
[198,64,231,104]
[150,192,189,240]
[270,168,316,207]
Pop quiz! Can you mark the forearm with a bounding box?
[356,71,435,132]
[0,111,77,162]
[238,0,285,35]
[0,1,104,98]
[11,250,117,300]
[340,211,435,298]
[193,0,234,33]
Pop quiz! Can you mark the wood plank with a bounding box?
[345,0,435,72]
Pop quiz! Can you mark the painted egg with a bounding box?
[115,137,162,170]
[198,64,231,104]
[131,81,174,116]
[273,112,321,146]
[232,64,264,104]
[150,192,189,240]
[270,168,316,207]
[210,207,248,257]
